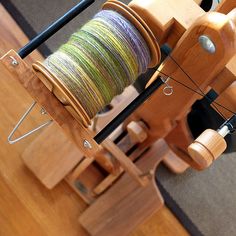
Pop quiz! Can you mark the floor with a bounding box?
[0,4,188,236]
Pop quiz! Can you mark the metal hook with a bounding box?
[8,101,53,144]
[161,76,174,96]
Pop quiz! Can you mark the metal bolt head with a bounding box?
[75,180,88,194]
[10,56,19,66]
[83,140,92,149]
[40,107,47,115]
[198,35,216,54]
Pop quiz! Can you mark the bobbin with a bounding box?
[102,0,161,67]
[33,61,91,126]
[32,0,161,127]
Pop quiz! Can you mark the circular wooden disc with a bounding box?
[102,0,161,68]
[32,62,91,127]
[32,1,161,126]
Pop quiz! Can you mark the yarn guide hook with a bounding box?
[160,76,174,96]
[8,101,52,144]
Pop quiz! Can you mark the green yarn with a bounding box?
[44,10,151,119]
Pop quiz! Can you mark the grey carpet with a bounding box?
[157,153,236,236]
[3,0,236,235]
[12,0,129,53]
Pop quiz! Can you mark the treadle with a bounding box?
[79,140,168,236]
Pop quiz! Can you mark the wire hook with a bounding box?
[8,101,52,144]
[161,76,173,96]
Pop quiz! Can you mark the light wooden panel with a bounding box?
[22,123,84,189]
[131,206,189,236]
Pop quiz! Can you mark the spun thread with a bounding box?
[44,9,150,118]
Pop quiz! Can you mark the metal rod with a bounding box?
[94,78,164,144]
[18,0,94,58]
[8,101,52,144]
[220,114,236,134]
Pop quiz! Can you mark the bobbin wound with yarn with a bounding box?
[33,1,161,127]
[45,10,150,117]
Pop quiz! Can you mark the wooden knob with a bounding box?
[188,129,227,169]
[127,121,147,143]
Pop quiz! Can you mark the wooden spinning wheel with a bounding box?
[0,0,236,235]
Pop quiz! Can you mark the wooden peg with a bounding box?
[188,129,227,169]
[127,121,148,143]
[102,139,149,187]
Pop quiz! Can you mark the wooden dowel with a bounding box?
[67,157,94,182]
[102,139,148,186]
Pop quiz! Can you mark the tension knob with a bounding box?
[188,129,227,169]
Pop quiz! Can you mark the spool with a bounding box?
[33,0,161,127]
[33,61,91,126]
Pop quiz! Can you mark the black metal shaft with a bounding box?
[18,0,94,58]
[224,115,236,133]
[94,78,164,144]
[231,115,236,130]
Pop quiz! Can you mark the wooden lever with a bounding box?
[127,121,148,143]
[188,129,227,169]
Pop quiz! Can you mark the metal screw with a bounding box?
[75,180,88,194]
[198,35,216,54]
[140,170,155,179]
[10,56,19,66]
[40,107,47,115]
[83,140,92,149]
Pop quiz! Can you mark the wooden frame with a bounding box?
[1,0,236,235]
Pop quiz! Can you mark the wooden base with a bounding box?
[79,140,168,236]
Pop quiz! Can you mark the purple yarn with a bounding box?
[94,10,151,74]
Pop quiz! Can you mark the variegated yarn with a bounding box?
[44,9,150,118]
